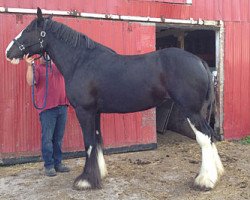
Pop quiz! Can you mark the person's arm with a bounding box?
[23,54,35,86]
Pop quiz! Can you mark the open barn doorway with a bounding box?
[156,25,220,139]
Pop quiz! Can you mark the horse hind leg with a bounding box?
[187,114,224,190]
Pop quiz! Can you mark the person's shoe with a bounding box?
[55,163,70,173]
[45,167,57,177]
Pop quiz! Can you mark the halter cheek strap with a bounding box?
[13,19,48,52]
[39,19,48,48]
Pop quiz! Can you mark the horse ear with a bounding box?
[37,7,43,20]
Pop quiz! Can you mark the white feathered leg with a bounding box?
[96,130,107,179]
[188,119,223,190]
[212,143,224,176]
[97,145,108,178]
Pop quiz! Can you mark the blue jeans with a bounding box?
[39,106,68,169]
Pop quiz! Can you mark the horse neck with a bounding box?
[45,33,89,81]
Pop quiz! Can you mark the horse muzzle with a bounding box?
[10,58,20,65]
[6,56,20,65]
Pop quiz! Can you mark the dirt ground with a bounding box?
[0,131,249,200]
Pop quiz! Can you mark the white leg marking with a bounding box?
[212,143,224,176]
[76,180,91,189]
[188,118,219,189]
[95,130,107,178]
[97,145,107,178]
[87,145,92,157]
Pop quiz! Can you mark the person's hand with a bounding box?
[23,54,34,66]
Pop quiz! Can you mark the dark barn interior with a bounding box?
[155,26,216,139]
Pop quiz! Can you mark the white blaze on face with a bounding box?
[5,30,24,64]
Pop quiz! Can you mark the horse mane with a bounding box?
[46,19,116,53]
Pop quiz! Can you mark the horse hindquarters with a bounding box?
[73,107,107,190]
[187,114,224,190]
[160,50,224,189]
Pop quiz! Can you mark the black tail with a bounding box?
[189,113,222,142]
[201,60,215,104]
[194,60,222,141]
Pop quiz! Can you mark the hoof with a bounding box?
[194,174,216,191]
[73,175,102,190]
[193,184,213,191]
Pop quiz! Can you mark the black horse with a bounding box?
[6,8,224,190]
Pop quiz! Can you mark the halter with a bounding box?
[12,19,48,53]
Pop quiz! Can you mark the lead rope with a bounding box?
[31,54,51,110]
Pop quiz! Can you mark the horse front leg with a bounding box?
[73,107,102,190]
[95,113,108,179]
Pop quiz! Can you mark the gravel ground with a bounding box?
[0,131,249,200]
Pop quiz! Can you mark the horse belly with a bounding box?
[99,85,168,113]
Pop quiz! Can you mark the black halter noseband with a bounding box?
[13,19,48,54]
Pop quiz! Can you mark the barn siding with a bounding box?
[1,0,249,22]
[224,22,250,139]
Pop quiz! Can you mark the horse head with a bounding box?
[6,7,49,64]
